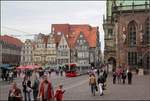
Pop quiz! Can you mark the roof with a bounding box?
[52,24,98,49]
[0,35,24,46]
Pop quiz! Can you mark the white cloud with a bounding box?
[1,1,106,53]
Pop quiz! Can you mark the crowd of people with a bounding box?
[88,65,134,97]
[3,64,135,101]
[89,67,107,96]
[8,74,65,101]
[112,68,133,85]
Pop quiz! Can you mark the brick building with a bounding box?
[103,0,150,73]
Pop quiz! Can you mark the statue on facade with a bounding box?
[140,25,144,43]
[122,27,126,43]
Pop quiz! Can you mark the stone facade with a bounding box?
[34,33,47,66]
[46,33,57,65]
[103,0,150,72]
[73,32,90,65]
[57,34,70,65]
[20,39,35,66]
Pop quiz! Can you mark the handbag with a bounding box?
[26,87,32,93]
[95,84,98,91]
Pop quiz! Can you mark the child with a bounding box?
[55,84,65,101]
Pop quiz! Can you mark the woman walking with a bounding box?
[32,74,40,101]
[22,76,32,101]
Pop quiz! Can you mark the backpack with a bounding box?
[90,77,96,84]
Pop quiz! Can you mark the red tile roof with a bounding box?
[0,35,24,46]
[52,24,99,49]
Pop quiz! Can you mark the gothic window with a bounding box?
[128,21,136,45]
[146,17,150,44]
[128,52,137,65]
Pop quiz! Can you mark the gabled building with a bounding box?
[52,24,101,67]
[46,33,57,65]
[57,34,70,65]
[34,33,47,66]
[20,39,35,66]
[73,31,90,65]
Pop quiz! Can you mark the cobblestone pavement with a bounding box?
[0,72,150,100]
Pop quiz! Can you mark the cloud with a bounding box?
[1,1,106,52]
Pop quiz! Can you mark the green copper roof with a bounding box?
[115,0,150,6]
[107,0,150,17]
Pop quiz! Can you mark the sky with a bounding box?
[1,1,106,54]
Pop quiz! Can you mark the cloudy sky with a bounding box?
[1,1,106,53]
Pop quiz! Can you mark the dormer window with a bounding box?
[80,34,83,38]
[72,32,75,35]
[57,32,61,36]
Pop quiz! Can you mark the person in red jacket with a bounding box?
[55,84,65,101]
[38,75,54,101]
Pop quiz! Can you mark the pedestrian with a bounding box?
[8,82,22,101]
[38,75,54,101]
[97,69,100,76]
[49,69,51,76]
[97,73,104,96]
[103,70,108,82]
[89,74,96,96]
[117,69,121,84]
[122,70,126,84]
[55,84,65,101]
[22,76,32,101]
[127,70,132,84]
[31,74,40,101]
[9,71,13,83]
[136,67,139,74]
[60,68,63,76]
[113,72,116,84]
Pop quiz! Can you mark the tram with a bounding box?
[65,63,90,77]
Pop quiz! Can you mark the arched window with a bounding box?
[128,21,136,45]
[146,17,150,44]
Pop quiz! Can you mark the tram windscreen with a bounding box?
[65,65,76,73]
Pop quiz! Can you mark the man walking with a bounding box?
[38,75,54,101]
[127,70,132,84]
[97,73,104,96]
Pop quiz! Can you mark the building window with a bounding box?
[146,17,150,44]
[108,29,113,39]
[128,21,136,45]
[128,52,137,65]
[57,32,61,36]
[80,34,83,38]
